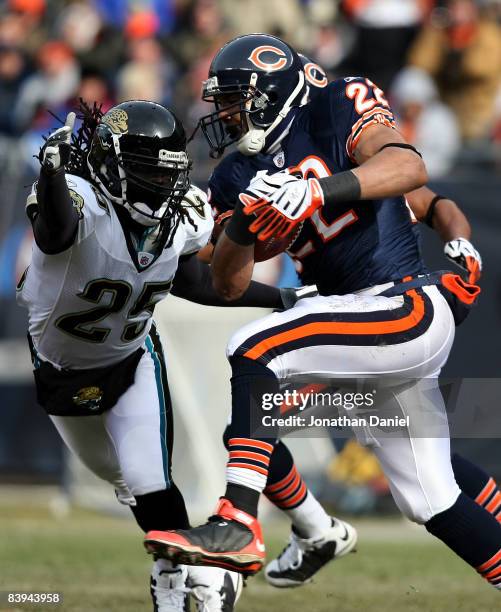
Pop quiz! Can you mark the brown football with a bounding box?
[254,224,302,262]
[214,210,301,262]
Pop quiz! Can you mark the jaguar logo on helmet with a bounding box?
[102,108,128,135]
[248,45,288,71]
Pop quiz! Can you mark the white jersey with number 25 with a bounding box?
[17,174,213,369]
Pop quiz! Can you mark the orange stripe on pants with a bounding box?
[244,289,425,361]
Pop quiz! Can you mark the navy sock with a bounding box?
[228,355,280,440]
[452,453,501,521]
[264,441,308,509]
[222,356,280,516]
[426,492,501,589]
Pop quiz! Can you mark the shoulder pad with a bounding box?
[179,184,214,256]
[182,184,211,223]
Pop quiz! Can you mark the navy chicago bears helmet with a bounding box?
[199,33,306,157]
[88,100,190,227]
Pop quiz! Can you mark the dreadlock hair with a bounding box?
[158,155,197,249]
[66,99,104,181]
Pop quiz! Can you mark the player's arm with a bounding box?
[196,212,227,263]
[407,185,482,283]
[30,113,79,255]
[172,252,283,308]
[204,171,259,300]
[210,196,258,301]
[406,186,470,241]
[239,80,427,241]
[197,242,214,263]
[349,124,428,198]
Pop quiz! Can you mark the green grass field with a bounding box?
[0,496,498,612]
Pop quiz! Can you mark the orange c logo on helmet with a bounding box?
[248,45,288,71]
[304,62,328,88]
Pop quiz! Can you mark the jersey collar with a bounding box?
[264,109,298,155]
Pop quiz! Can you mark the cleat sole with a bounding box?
[144,539,263,576]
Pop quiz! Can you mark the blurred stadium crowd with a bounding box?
[0,0,501,188]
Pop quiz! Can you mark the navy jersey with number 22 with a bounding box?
[208,77,427,296]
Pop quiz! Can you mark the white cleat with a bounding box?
[188,565,243,611]
[265,518,357,588]
[150,560,191,611]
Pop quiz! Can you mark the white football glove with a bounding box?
[42,112,76,172]
[241,167,324,241]
[244,169,301,200]
[444,237,482,284]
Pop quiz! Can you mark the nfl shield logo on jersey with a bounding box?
[273,150,285,168]
[139,252,154,267]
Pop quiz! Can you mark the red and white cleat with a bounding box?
[144,498,265,576]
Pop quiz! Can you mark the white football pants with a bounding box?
[227,283,461,523]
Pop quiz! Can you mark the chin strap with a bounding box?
[237,70,305,156]
[125,201,164,227]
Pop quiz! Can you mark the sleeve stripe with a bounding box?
[346,107,396,161]
[215,210,234,225]
[350,107,395,140]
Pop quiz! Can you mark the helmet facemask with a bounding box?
[88,127,190,228]
[199,69,305,158]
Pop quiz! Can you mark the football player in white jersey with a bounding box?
[16,100,310,611]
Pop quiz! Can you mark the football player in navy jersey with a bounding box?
[145,34,501,594]
[157,43,493,589]
[193,53,486,590]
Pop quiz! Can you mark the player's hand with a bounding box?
[241,167,324,241]
[444,237,482,284]
[279,285,318,310]
[41,112,76,172]
[244,169,301,201]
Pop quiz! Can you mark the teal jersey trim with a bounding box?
[145,335,170,485]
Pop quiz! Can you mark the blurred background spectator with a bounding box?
[116,35,175,104]
[55,1,124,76]
[390,66,460,177]
[408,0,501,142]
[13,40,80,132]
[0,44,29,135]
[338,0,434,90]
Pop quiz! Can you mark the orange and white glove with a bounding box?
[444,237,482,284]
[241,167,324,241]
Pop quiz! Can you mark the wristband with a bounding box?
[425,195,446,228]
[224,202,255,246]
[318,170,361,204]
